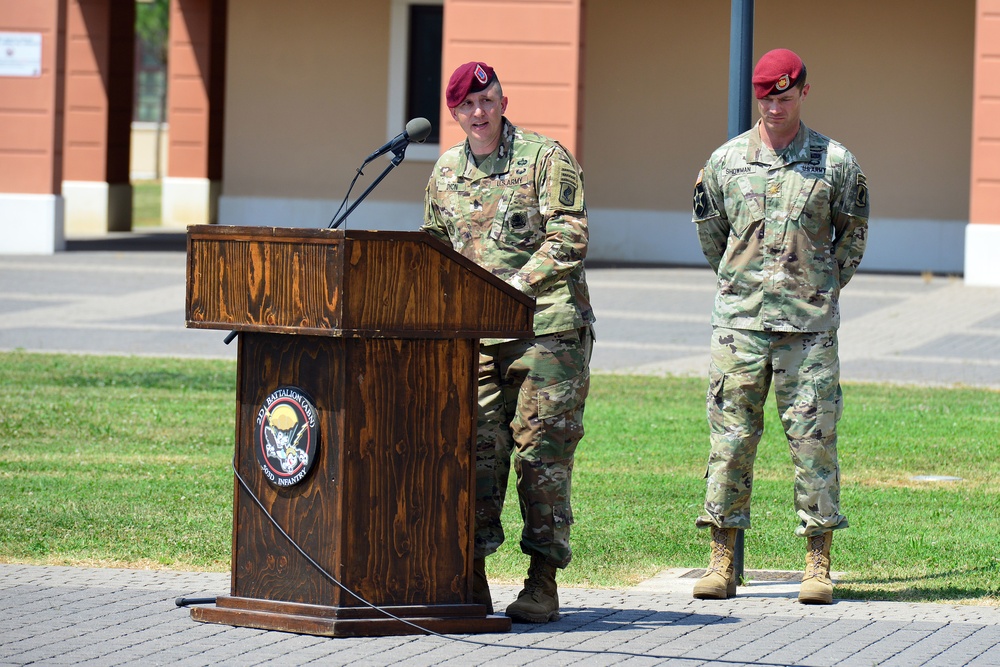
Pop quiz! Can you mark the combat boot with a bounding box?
[692,527,739,599]
[799,532,834,604]
[472,557,493,614]
[505,554,559,623]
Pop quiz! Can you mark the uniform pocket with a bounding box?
[731,176,764,238]
[785,365,842,441]
[537,368,590,420]
[789,175,833,237]
[707,362,765,438]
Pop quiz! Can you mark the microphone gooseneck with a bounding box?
[327,118,433,230]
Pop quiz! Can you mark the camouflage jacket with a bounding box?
[693,121,869,332]
[422,118,595,342]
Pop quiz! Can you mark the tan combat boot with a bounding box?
[505,554,559,623]
[799,532,834,604]
[472,557,493,614]
[692,527,739,599]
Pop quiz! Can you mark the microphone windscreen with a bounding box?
[405,117,432,143]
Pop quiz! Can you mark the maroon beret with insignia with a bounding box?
[752,48,806,98]
[445,61,497,108]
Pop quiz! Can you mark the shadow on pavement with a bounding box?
[65,230,187,252]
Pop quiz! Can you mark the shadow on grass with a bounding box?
[839,565,1000,604]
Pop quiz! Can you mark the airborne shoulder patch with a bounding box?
[855,173,869,210]
[554,161,581,209]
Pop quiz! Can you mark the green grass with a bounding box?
[132,180,161,228]
[1,351,997,605]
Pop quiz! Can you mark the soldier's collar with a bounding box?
[462,118,515,177]
[785,123,813,163]
[746,121,809,165]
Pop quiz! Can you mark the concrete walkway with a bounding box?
[2,230,999,389]
[2,564,998,666]
[1,233,998,666]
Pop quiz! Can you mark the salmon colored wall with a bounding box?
[0,1,65,194]
[440,0,584,157]
[167,0,226,180]
[63,0,133,183]
[582,0,975,220]
[970,0,1000,225]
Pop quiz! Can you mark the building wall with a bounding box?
[218,0,976,273]
[581,0,974,272]
[221,0,429,221]
[966,0,1000,285]
[583,0,973,217]
[0,0,67,253]
[440,0,584,157]
[971,0,1000,223]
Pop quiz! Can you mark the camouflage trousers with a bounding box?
[475,326,593,568]
[696,327,848,537]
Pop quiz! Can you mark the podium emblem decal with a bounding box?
[255,387,318,487]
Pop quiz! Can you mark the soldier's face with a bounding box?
[450,82,508,155]
[757,83,809,136]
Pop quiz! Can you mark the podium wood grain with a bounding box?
[185,226,531,636]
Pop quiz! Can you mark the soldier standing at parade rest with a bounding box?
[690,48,870,604]
[421,61,595,623]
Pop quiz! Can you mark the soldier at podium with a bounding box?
[421,61,595,623]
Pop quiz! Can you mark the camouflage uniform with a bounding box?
[422,118,595,567]
[692,121,869,537]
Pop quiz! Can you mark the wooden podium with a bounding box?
[183,225,532,637]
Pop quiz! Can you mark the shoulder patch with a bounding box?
[692,169,719,221]
[855,173,868,210]
[554,160,582,209]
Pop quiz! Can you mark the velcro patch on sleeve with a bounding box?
[554,160,582,210]
[692,169,720,221]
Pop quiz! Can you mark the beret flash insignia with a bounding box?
[475,64,489,85]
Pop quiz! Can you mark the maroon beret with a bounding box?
[445,61,496,108]
[752,49,805,98]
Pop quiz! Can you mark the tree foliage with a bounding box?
[135,0,170,66]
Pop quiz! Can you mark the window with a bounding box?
[388,0,443,161]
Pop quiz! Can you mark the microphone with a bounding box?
[364,117,432,164]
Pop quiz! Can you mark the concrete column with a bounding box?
[62,0,135,236]
[163,0,227,227]
[0,1,67,253]
[440,0,584,159]
[968,0,1000,286]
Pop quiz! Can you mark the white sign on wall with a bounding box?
[0,32,43,77]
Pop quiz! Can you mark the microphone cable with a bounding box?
[327,161,366,229]
[177,466,720,663]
